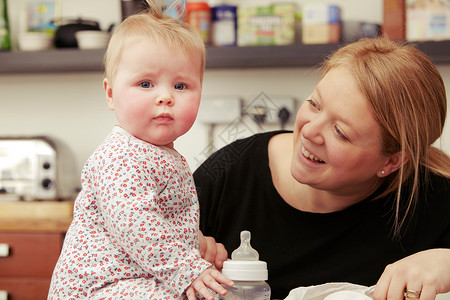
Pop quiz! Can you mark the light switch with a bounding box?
[198,97,242,124]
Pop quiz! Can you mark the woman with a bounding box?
[194,38,450,299]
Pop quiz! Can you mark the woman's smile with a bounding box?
[301,145,325,163]
[291,66,389,194]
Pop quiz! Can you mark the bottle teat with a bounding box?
[231,230,259,261]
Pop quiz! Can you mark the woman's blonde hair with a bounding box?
[103,0,205,82]
[322,37,450,237]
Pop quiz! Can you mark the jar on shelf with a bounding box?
[186,1,211,44]
[0,0,11,50]
[211,4,237,46]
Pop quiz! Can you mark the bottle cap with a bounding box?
[222,260,268,281]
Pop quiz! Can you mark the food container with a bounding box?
[406,0,450,41]
[302,4,341,44]
[18,32,53,51]
[237,3,296,46]
[0,0,11,50]
[186,1,211,44]
[75,30,110,49]
[211,4,237,46]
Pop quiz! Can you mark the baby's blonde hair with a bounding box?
[103,0,205,83]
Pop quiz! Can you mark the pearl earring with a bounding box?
[381,170,385,175]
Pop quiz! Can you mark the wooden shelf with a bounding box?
[1,41,450,74]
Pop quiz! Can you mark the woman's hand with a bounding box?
[185,268,234,300]
[373,248,450,300]
[199,231,228,270]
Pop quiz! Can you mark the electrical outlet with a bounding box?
[244,93,297,125]
[198,96,242,124]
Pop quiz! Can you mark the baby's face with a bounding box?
[104,39,203,148]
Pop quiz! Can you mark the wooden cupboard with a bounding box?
[0,201,73,300]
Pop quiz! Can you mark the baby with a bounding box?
[48,1,232,299]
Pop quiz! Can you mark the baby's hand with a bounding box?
[185,268,233,300]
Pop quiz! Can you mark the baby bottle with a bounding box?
[219,230,271,300]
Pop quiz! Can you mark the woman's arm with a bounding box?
[199,231,228,270]
[373,248,450,300]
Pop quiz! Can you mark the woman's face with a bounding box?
[291,66,390,197]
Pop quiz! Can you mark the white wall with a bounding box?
[1,64,450,180]
[1,0,449,187]
[0,67,317,175]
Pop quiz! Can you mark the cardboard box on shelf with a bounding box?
[237,3,296,46]
[302,4,341,44]
[406,0,450,41]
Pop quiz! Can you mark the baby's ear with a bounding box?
[103,78,114,110]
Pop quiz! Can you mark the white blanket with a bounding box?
[284,282,375,300]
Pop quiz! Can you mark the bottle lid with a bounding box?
[222,260,268,281]
[222,230,268,281]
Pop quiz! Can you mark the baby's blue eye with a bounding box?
[140,82,152,88]
[174,83,185,90]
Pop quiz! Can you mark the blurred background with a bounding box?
[0,0,448,178]
[2,1,450,298]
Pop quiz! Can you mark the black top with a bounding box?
[193,131,450,299]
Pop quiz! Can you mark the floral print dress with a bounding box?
[48,126,211,299]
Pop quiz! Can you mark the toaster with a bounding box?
[0,137,78,201]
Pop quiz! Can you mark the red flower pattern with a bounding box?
[48,126,211,299]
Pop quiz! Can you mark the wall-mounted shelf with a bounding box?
[1,40,450,74]
[205,43,339,68]
[0,48,105,74]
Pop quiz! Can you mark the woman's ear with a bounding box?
[378,151,409,177]
[103,78,114,111]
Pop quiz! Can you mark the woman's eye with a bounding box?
[335,126,349,141]
[174,83,186,90]
[307,99,319,110]
[139,82,152,88]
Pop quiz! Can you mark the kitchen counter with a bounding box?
[0,200,74,299]
[0,201,73,232]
